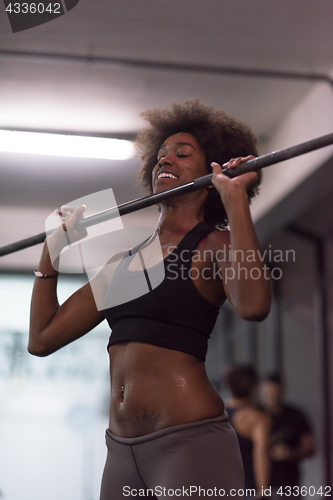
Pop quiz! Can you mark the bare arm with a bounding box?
[271,432,316,462]
[29,206,105,356]
[294,432,316,460]
[251,413,272,496]
[212,158,271,321]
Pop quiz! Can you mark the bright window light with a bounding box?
[0,130,134,160]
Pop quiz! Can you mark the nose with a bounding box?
[158,154,173,167]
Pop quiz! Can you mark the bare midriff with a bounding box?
[108,342,225,438]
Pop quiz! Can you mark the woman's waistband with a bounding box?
[106,411,229,446]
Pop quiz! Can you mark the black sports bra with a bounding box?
[104,222,221,361]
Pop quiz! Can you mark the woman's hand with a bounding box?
[270,443,292,461]
[211,155,259,205]
[47,204,88,254]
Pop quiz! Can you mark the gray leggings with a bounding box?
[100,412,244,499]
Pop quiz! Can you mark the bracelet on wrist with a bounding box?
[34,270,59,279]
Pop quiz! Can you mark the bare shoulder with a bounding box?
[204,229,230,252]
[192,227,230,270]
[248,407,271,433]
[199,227,230,251]
[233,406,271,438]
[202,228,231,263]
[235,406,269,426]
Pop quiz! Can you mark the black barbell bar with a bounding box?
[1,131,333,258]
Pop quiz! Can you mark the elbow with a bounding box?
[241,308,270,322]
[28,336,52,357]
[243,291,272,322]
[238,302,271,322]
[27,344,49,357]
[229,284,272,322]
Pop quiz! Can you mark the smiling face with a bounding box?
[152,132,208,193]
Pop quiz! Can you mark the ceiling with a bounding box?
[0,0,333,269]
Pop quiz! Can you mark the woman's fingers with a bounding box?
[47,205,87,257]
[56,205,74,218]
[57,205,87,237]
[57,204,84,220]
[222,155,255,169]
[211,156,259,193]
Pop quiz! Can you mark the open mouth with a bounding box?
[157,171,178,180]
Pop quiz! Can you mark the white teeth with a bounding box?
[158,172,178,179]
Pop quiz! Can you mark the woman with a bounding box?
[29,99,271,499]
[226,364,272,498]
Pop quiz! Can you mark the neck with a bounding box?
[267,403,283,415]
[157,192,207,234]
